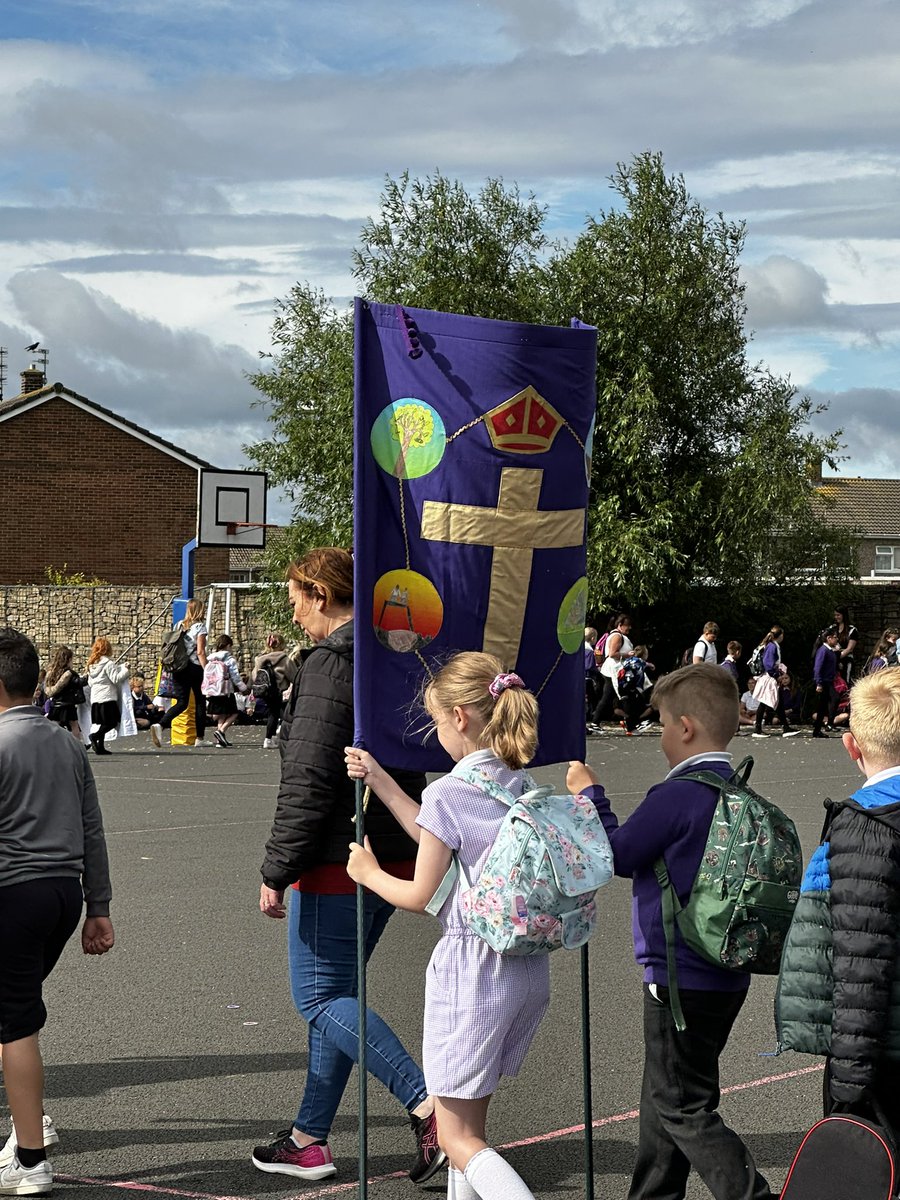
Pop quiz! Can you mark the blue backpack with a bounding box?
[426,766,614,956]
[617,655,646,696]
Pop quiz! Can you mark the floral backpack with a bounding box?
[426,766,614,956]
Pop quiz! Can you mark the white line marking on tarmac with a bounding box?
[105,820,263,836]
[97,776,274,788]
[55,1062,825,1199]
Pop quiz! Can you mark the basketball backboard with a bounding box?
[197,469,268,548]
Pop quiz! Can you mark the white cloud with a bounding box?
[751,341,831,388]
[6,269,258,425]
[743,255,831,330]
[485,0,813,51]
[808,387,900,477]
[692,150,900,196]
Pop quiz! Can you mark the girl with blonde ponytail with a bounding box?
[345,652,546,1200]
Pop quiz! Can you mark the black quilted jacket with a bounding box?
[260,619,425,890]
[829,798,900,1102]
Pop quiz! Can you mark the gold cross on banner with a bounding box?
[420,467,586,668]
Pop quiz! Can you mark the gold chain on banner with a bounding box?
[446,416,484,442]
[535,649,564,697]
[398,477,411,570]
[564,423,585,451]
[363,784,372,814]
[414,648,434,680]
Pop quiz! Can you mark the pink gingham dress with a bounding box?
[416,748,551,1098]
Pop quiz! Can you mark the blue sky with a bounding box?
[2,0,899,522]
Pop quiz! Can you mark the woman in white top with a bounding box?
[151,598,208,747]
[591,614,633,724]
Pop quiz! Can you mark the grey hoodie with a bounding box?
[0,706,111,915]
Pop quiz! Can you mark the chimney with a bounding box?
[806,458,824,485]
[19,364,46,395]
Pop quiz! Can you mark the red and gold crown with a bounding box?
[483,386,564,454]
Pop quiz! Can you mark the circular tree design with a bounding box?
[390,403,435,478]
[370,399,446,480]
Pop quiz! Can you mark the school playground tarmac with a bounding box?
[27,726,859,1200]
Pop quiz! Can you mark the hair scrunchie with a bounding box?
[488,672,526,700]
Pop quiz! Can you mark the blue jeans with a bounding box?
[288,888,427,1139]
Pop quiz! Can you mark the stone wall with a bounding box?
[1,583,288,679]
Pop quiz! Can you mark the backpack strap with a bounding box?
[653,857,687,1033]
[423,766,542,917]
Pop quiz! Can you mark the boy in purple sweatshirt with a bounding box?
[811,625,840,738]
[567,664,773,1200]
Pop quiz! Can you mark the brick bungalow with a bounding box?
[0,367,229,585]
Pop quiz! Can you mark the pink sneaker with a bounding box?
[251,1129,336,1180]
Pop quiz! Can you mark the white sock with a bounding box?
[464,1147,534,1200]
[448,1166,480,1199]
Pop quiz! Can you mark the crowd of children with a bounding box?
[30,625,296,753]
[584,618,900,739]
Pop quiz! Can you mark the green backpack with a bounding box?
[654,756,802,1031]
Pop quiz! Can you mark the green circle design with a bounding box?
[557,577,588,654]
[370,399,446,480]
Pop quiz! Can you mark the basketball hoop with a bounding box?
[224,520,282,536]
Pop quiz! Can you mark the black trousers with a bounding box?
[617,691,649,731]
[812,683,838,733]
[160,662,206,739]
[755,688,790,733]
[90,700,121,750]
[628,984,773,1200]
[265,692,283,739]
[591,676,617,723]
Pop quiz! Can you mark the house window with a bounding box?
[874,546,900,574]
[229,570,250,583]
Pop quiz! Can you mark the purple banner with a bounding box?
[353,300,597,771]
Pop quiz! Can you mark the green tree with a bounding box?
[247,286,354,547]
[352,171,549,320]
[542,152,851,606]
[245,157,854,605]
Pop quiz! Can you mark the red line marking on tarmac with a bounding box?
[498,1062,825,1151]
[55,1063,825,1200]
[55,1177,248,1199]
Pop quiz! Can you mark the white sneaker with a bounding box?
[0,1155,52,1195]
[0,1118,58,1169]
[751,731,769,738]
[262,737,275,749]
[150,724,163,748]
[782,730,801,738]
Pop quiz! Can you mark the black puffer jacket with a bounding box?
[261,619,425,890]
[829,798,900,1102]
